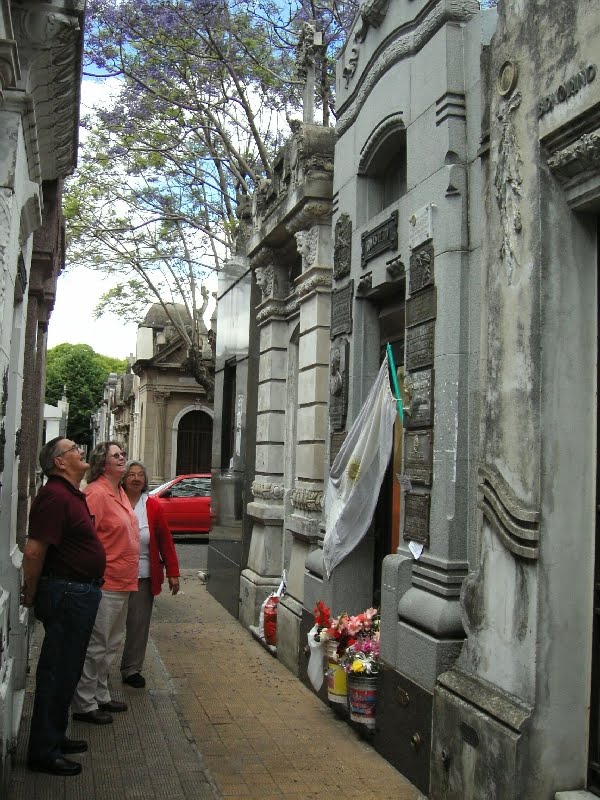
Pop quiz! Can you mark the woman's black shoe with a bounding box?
[123,673,146,688]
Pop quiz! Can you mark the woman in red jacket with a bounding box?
[120,461,180,688]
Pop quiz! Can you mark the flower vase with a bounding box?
[346,673,379,728]
[325,639,347,704]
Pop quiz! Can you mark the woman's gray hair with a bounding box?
[86,440,124,483]
[122,460,149,493]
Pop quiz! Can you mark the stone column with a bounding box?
[276,220,332,674]
[239,248,289,630]
[151,389,169,484]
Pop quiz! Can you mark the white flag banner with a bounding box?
[323,355,397,577]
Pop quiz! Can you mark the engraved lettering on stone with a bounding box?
[334,214,352,280]
[404,430,433,485]
[406,286,436,328]
[331,281,353,338]
[361,211,398,267]
[495,91,522,283]
[538,65,596,118]
[403,492,430,546]
[405,369,433,429]
[406,321,435,371]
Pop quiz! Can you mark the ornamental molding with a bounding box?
[342,0,391,89]
[295,268,332,300]
[290,488,324,512]
[2,92,41,184]
[546,131,600,183]
[494,91,523,283]
[337,0,479,136]
[0,190,12,316]
[478,465,540,560]
[252,480,285,501]
[0,39,21,95]
[256,293,300,324]
[285,201,332,234]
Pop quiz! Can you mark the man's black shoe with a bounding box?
[98,700,128,713]
[27,756,82,776]
[123,673,146,688]
[60,737,88,754]
[72,709,113,724]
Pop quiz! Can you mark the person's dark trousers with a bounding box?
[27,578,101,765]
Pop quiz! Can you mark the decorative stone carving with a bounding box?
[337,0,479,135]
[290,488,324,512]
[357,272,372,294]
[547,131,600,183]
[0,190,11,316]
[342,0,391,87]
[494,91,523,282]
[255,264,274,301]
[295,271,332,300]
[478,465,540,560]
[386,255,405,280]
[251,480,285,501]
[295,227,319,270]
[286,201,332,234]
[334,214,352,280]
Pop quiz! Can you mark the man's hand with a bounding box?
[20,583,36,608]
[22,538,49,608]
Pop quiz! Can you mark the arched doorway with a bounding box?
[176,410,212,474]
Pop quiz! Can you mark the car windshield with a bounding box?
[149,480,173,496]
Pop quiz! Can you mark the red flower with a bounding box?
[313,601,331,629]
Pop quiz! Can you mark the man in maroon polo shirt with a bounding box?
[22,437,106,776]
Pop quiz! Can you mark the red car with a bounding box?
[149,474,211,537]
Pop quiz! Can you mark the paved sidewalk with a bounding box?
[9,572,423,800]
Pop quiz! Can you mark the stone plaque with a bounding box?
[334,213,352,280]
[403,492,430,546]
[404,430,433,485]
[405,368,433,429]
[406,321,435,371]
[330,431,347,465]
[330,339,349,432]
[408,204,433,250]
[409,242,434,295]
[406,286,436,328]
[331,280,353,338]
[361,210,398,268]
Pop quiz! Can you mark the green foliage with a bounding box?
[45,344,127,447]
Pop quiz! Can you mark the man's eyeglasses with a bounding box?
[59,444,82,457]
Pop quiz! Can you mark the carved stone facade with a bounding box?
[0,2,86,791]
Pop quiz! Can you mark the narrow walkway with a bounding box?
[9,572,424,800]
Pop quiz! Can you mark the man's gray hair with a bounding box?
[122,460,149,493]
[39,437,65,477]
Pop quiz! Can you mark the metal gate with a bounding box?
[176,410,212,474]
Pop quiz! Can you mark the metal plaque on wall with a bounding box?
[409,243,434,295]
[404,430,433,485]
[406,321,435,371]
[361,210,398,268]
[331,280,354,338]
[405,368,433,429]
[330,431,347,465]
[330,339,349,432]
[406,286,436,328]
[334,213,352,280]
[403,492,430,546]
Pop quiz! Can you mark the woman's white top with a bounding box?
[133,493,151,579]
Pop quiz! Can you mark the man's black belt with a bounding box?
[42,575,104,587]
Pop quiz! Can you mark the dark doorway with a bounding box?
[176,410,213,474]
[371,301,405,608]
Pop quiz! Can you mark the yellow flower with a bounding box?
[351,660,365,673]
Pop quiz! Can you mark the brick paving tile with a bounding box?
[8,573,425,800]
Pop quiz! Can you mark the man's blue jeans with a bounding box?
[27,578,101,763]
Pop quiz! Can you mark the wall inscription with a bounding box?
[538,64,596,118]
[405,368,433,429]
[330,339,349,432]
[361,210,398,267]
[409,243,434,295]
[404,430,433,485]
[406,321,435,371]
[331,280,353,338]
[406,286,436,328]
[403,492,430,546]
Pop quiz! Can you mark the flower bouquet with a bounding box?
[339,608,381,727]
